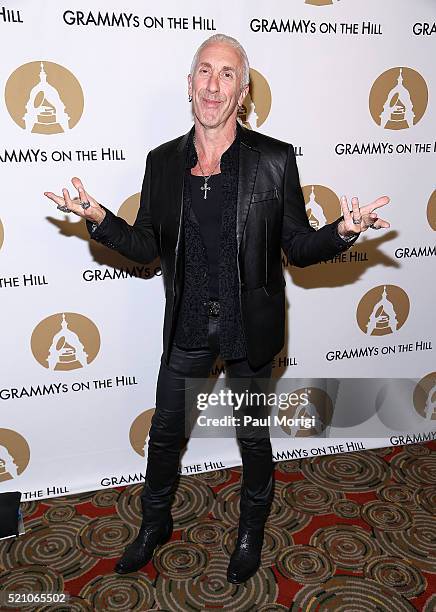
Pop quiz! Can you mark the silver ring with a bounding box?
[81,201,91,210]
[352,217,362,225]
[57,204,72,213]
[370,223,380,230]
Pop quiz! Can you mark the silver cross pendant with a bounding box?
[201,180,211,200]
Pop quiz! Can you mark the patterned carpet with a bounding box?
[0,442,435,611]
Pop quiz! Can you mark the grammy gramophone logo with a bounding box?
[5,60,84,133]
[356,285,410,336]
[0,429,30,483]
[279,387,333,437]
[129,409,155,457]
[238,68,272,129]
[302,185,340,229]
[0,217,4,251]
[31,312,100,370]
[413,372,436,421]
[427,190,436,231]
[369,67,428,130]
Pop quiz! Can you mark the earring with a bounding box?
[188,95,192,102]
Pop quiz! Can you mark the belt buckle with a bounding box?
[207,300,220,317]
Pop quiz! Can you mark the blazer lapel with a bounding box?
[171,128,192,252]
[237,128,260,249]
[173,128,192,202]
[170,124,259,250]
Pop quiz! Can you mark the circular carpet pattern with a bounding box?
[2,441,434,611]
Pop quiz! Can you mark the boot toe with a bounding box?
[226,529,264,583]
[114,546,149,574]
[114,559,133,574]
[226,560,260,584]
[113,519,173,575]
[226,550,261,583]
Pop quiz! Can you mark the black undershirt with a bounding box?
[190,173,222,300]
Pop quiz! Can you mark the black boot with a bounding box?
[114,485,174,574]
[226,523,266,583]
[114,515,173,574]
[226,478,273,584]
[227,434,274,584]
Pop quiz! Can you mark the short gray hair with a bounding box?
[190,34,250,89]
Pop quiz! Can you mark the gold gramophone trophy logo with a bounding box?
[413,372,436,421]
[302,185,340,229]
[5,60,84,133]
[31,312,100,370]
[0,429,30,483]
[356,285,410,336]
[427,190,436,231]
[369,67,428,130]
[129,409,156,457]
[0,217,4,251]
[238,68,272,129]
[279,387,333,437]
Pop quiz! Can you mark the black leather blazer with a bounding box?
[89,124,355,368]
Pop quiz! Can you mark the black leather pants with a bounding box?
[140,315,274,522]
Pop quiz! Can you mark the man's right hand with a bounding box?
[44,176,106,226]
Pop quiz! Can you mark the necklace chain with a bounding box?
[193,135,221,200]
[193,135,221,179]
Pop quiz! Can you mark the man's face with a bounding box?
[188,42,248,130]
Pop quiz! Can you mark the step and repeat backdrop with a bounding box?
[1,0,435,500]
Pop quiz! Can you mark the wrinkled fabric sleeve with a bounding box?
[281,145,358,267]
[86,151,159,264]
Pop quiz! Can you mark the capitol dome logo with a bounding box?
[129,409,155,457]
[302,184,340,229]
[356,285,410,336]
[238,68,272,129]
[0,429,30,483]
[31,312,100,370]
[413,372,436,421]
[427,190,436,231]
[0,217,4,251]
[279,387,333,437]
[5,61,84,134]
[369,67,428,130]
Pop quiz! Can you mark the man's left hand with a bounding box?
[337,195,391,240]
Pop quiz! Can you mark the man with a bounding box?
[44,34,390,583]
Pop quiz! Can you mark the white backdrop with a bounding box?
[0,0,435,501]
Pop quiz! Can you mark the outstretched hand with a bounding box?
[44,177,106,225]
[337,195,390,239]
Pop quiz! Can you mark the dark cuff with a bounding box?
[331,217,359,250]
[85,205,112,240]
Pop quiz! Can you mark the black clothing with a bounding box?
[189,173,222,300]
[87,124,359,574]
[87,123,358,369]
[141,315,273,524]
[173,131,246,359]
